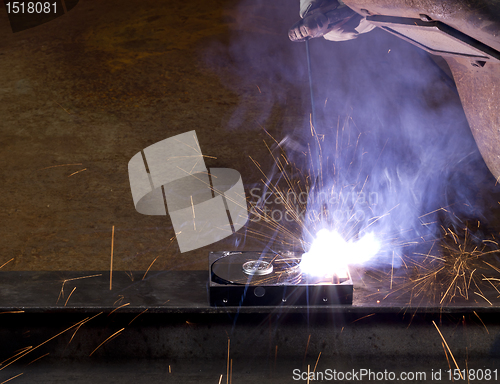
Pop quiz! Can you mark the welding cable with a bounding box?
[305,38,318,130]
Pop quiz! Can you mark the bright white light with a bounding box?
[299,229,380,277]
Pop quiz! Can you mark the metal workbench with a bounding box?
[1,270,499,383]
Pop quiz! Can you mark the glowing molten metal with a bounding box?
[300,229,381,278]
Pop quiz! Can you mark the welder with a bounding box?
[288,0,500,182]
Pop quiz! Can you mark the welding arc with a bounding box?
[305,38,317,130]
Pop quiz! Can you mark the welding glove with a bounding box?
[299,0,325,19]
[289,0,375,42]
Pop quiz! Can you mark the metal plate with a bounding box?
[366,15,500,61]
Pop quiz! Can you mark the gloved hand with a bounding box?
[290,0,375,42]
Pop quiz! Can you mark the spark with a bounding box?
[351,313,375,324]
[247,152,309,243]
[68,319,89,345]
[441,341,451,372]
[171,133,216,161]
[230,359,233,384]
[440,274,459,304]
[226,339,230,384]
[67,313,102,345]
[274,345,278,372]
[168,167,248,233]
[482,277,500,285]
[68,168,87,177]
[473,311,489,334]
[474,291,492,305]
[218,374,223,384]
[142,256,160,280]
[108,302,130,316]
[0,311,24,315]
[257,122,280,147]
[54,100,71,114]
[401,225,500,305]
[432,320,463,379]
[303,334,311,363]
[191,195,196,230]
[165,154,217,160]
[64,287,76,306]
[56,274,102,304]
[27,353,50,365]
[313,352,322,373]
[390,251,395,290]
[38,163,82,171]
[0,373,23,384]
[1,347,32,366]
[483,260,500,274]
[89,328,125,357]
[125,270,134,281]
[113,295,125,306]
[68,312,102,345]
[0,258,14,270]
[110,225,115,291]
[465,350,470,384]
[0,313,102,371]
[128,309,148,326]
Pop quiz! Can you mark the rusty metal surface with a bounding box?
[446,56,500,180]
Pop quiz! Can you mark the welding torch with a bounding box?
[288,0,359,43]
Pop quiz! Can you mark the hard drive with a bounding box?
[209,251,353,306]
